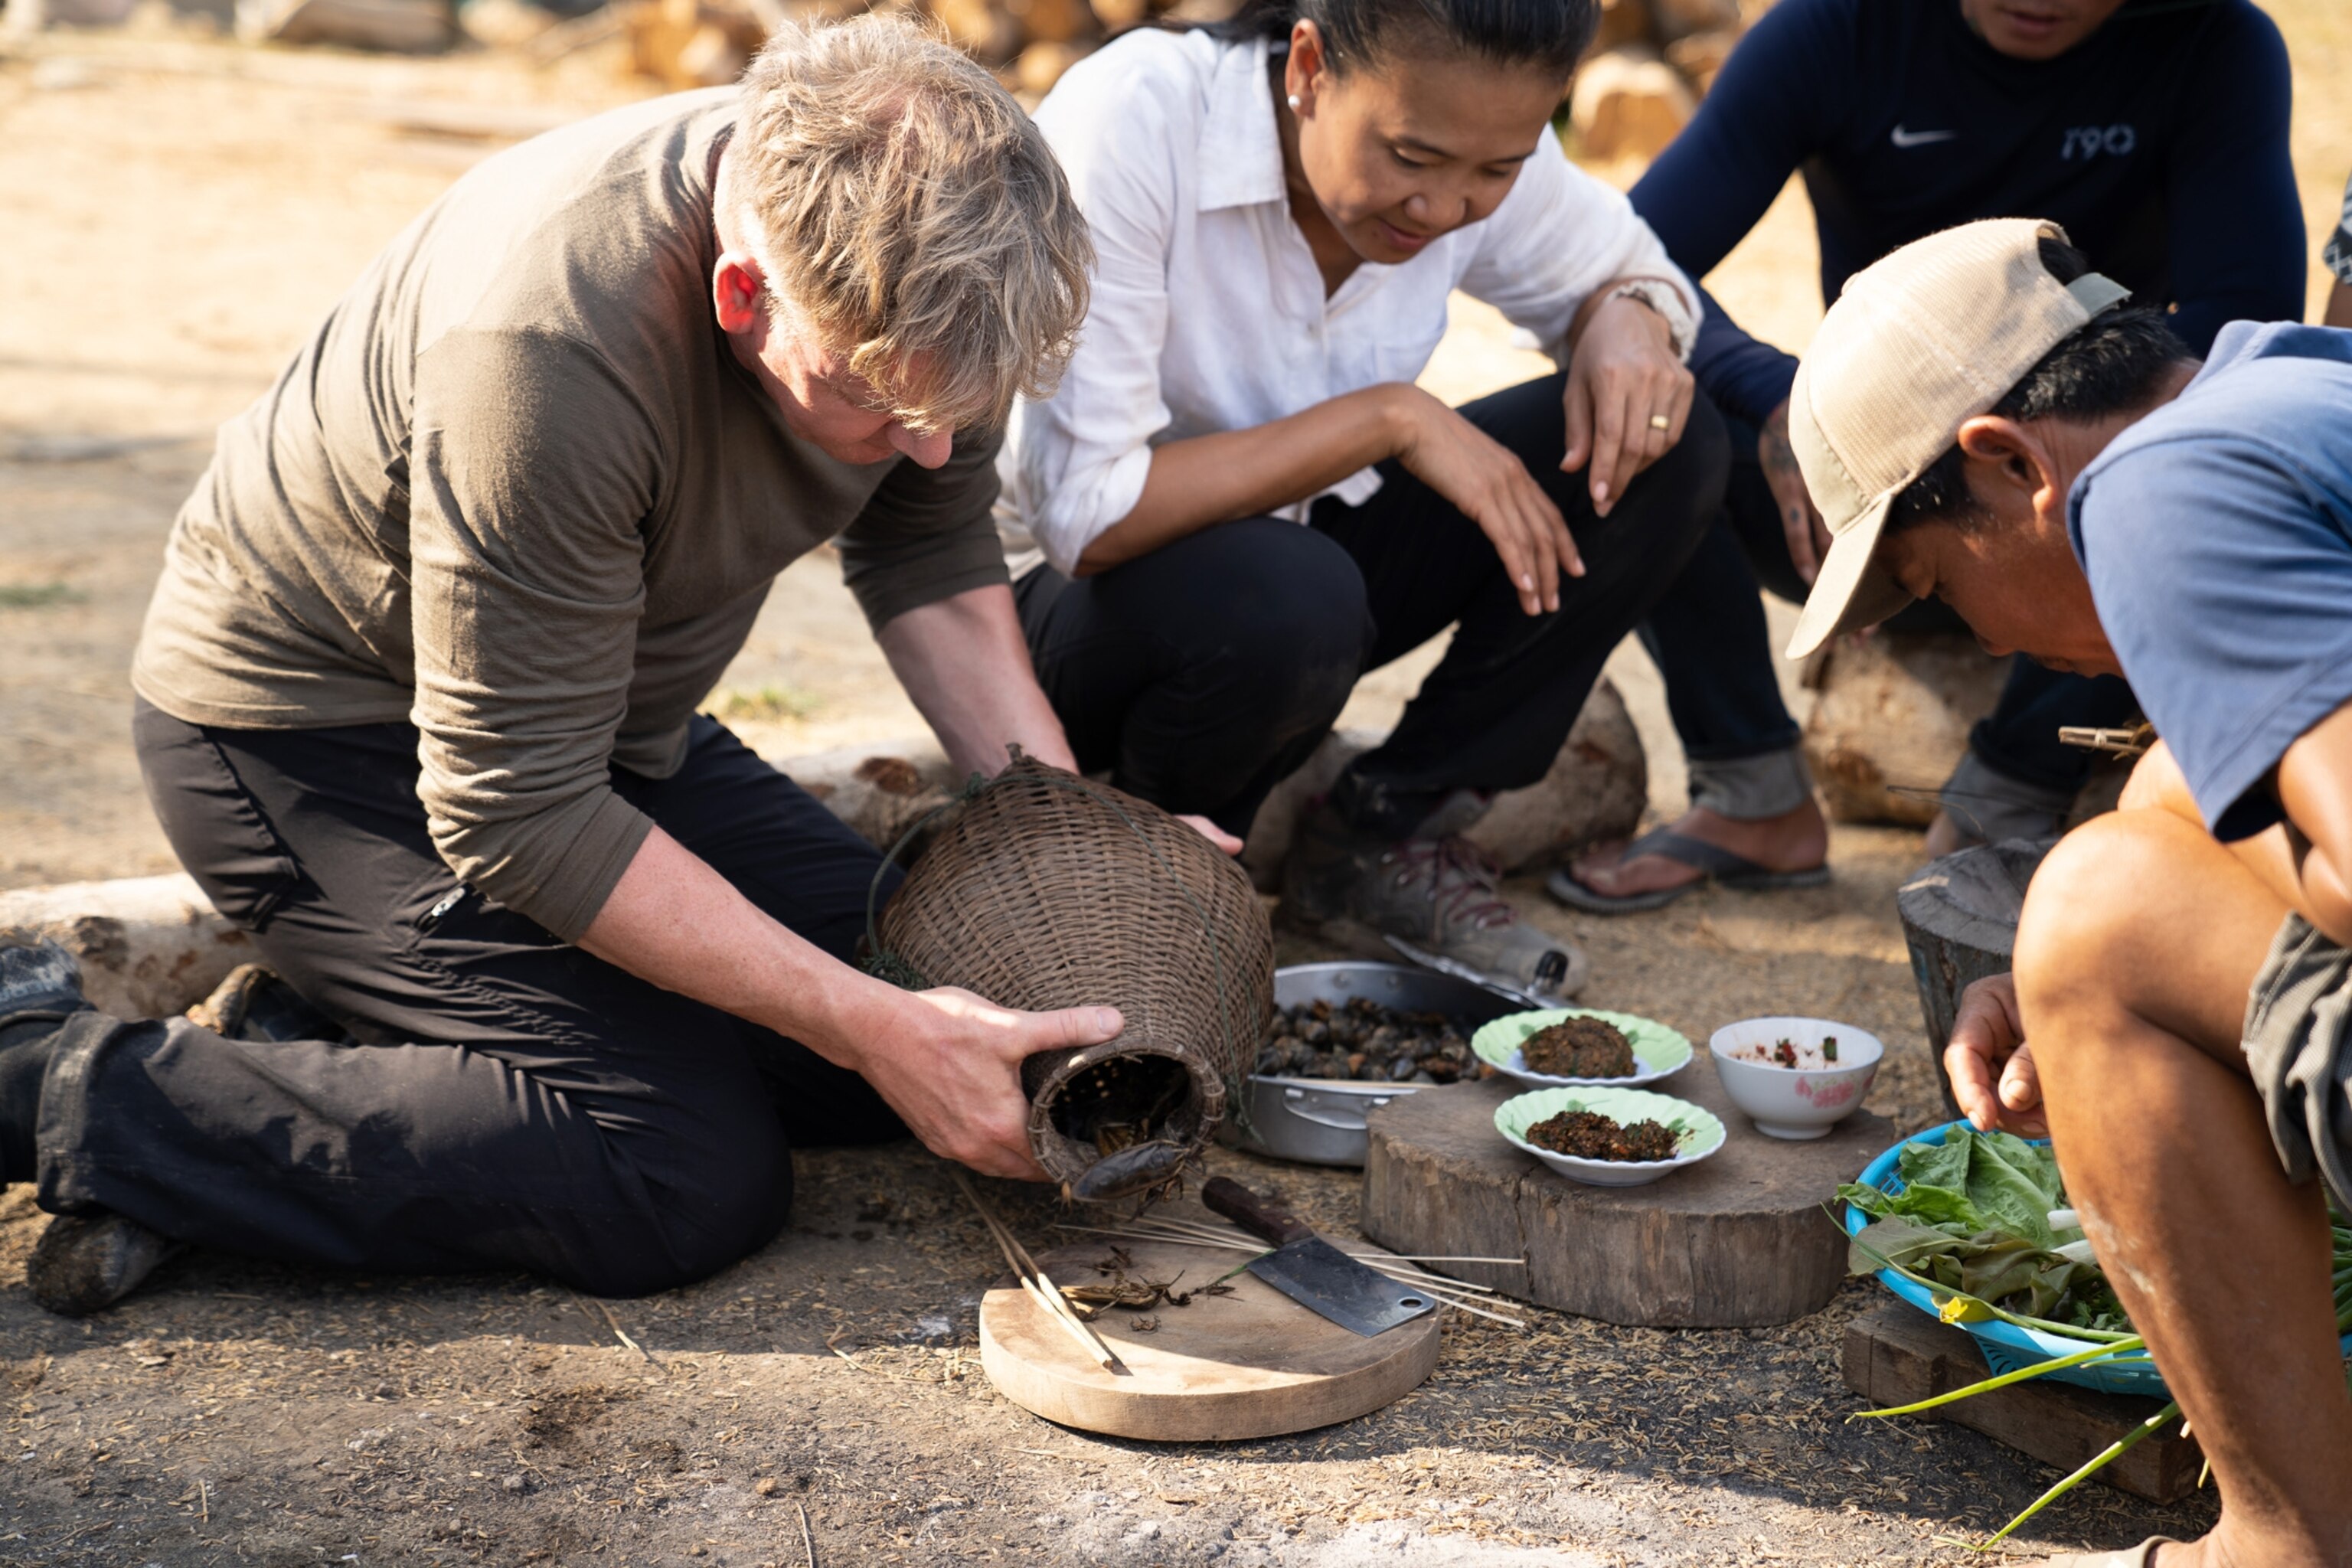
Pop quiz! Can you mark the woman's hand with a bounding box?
[1390,386,1581,616]
[1178,815,1244,855]
[1759,398,1833,583]
[1943,973,2048,1138]
[1560,291,1694,518]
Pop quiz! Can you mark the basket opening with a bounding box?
[1048,1053,1196,1153]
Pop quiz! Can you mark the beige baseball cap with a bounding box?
[1782,218,2130,660]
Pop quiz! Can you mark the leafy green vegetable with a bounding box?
[1961,1129,2066,1247]
[1841,1125,2124,1333]
[1847,1216,2127,1330]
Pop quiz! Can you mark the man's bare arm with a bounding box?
[2273,700,2352,947]
[2123,717,2352,949]
[577,825,1121,1180]
[876,583,1244,853]
[874,583,1078,776]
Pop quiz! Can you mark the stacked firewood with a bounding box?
[621,0,1769,126]
[618,0,1235,99]
[1570,0,1770,162]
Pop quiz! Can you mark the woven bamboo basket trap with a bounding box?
[871,753,1274,1192]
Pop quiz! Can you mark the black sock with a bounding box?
[1328,767,1445,841]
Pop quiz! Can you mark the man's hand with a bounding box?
[1759,398,1831,583]
[855,989,1125,1180]
[1561,290,1694,518]
[1392,387,1581,616]
[1943,972,2048,1137]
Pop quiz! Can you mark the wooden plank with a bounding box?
[1841,1305,2203,1504]
[977,1220,1442,1442]
[1362,1068,1891,1328]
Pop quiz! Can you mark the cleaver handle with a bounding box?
[1200,1177,1315,1247]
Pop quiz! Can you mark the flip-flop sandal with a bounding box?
[1545,828,1831,916]
[2037,1538,2177,1567]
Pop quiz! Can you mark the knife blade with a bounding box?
[1382,934,1553,1012]
[1200,1176,1436,1337]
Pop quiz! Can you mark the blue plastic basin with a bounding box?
[1843,1120,2173,1396]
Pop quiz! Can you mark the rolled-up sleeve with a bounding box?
[407,327,658,942]
[837,426,1012,629]
[1456,132,1697,362]
[1008,64,1183,577]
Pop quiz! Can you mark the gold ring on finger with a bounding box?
[1648,413,1671,431]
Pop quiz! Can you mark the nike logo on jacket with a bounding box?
[1890,125,1956,148]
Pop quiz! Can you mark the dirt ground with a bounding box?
[4,9,2350,1565]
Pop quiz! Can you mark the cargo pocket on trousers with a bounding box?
[133,704,302,933]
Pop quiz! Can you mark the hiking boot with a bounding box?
[25,1210,185,1318]
[1280,801,1588,999]
[2,939,90,1187]
[186,963,346,1044]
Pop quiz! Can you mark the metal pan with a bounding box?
[1220,962,1521,1167]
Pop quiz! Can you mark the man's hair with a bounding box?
[720,14,1093,433]
[1884,237,2193,534]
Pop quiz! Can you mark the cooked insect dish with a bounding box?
[1524,1108,1681,1162]
[1518,1015,1636,1079]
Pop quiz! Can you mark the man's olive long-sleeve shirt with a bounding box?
[133,91,1009,941]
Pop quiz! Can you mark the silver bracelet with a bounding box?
[1606,279,1697,363]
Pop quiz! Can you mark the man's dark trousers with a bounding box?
[33,704,906,1297]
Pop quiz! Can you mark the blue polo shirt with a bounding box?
[2069,323,2352,841]
[1629,0,2302,428]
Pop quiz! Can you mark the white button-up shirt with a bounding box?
[998,28,1697,577]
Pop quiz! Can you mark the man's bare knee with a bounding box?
[2017,810,2262,1065]
[2017,814,2180,991]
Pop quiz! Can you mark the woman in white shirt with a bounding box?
[1001,0,1728,995]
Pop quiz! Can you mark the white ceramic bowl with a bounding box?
[1493,1086,1726,1188]
[1471,1008,1694,1090]
[1707,1016,1883,1139]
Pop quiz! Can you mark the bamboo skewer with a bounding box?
[1071,1216,1516,1292]
[1057,1220,1517,1294]
[1055,1220,1530,1328]
[952,1171,1131,1376]
[1089,1214,1526,1268]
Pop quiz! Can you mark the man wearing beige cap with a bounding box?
[1786,216,2352,1567]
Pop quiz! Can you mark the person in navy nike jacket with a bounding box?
[1553,0,2301,913]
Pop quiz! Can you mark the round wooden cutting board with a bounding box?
[978,1232,1443,1441]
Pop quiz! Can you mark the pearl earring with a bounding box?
[1287,94,1302,112]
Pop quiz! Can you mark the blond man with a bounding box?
[0,16,1117,1315]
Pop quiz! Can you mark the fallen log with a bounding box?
[0,874,253,1021]
[1800,632,2007,827]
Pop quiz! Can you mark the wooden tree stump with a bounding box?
[1897,838,2048,1120]
[1362,1069,1891,1328]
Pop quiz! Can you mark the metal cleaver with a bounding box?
[1200,1177,1436,1338]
